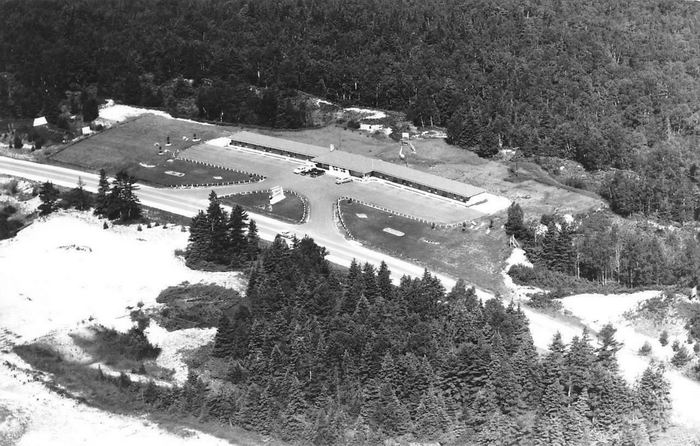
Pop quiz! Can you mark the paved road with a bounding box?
[0,156,463,291]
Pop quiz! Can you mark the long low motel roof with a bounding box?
[229,131,485,199]
[230,131,327,158]
[313,151,485,198]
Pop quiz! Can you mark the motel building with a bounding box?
[229,131,484,204]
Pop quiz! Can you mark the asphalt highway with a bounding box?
[0,156,464,291]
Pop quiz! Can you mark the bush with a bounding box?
[78,325,161,365]
[526,291,563,310]
[154,283,243,331]
[671,345,692,367]
[672,340,681,352]
[563,176,589,190]
[2,179,19,195]
[639,341,652,356]
[103,221,109,229]
[659,330,669,346]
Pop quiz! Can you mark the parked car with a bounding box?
[335,176,352,184]
[308,168,325,177]
[293,165,311,174]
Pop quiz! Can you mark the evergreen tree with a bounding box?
[361,262,380,303]
[106,170,141,221]
[413,386,449,438]
[533,414,567,446]
[94,168,110,217]
[466,379,499,428]
[205,191,229,264]
[38,181,59,215]
[185,210,211,266]
[596,323,622,372]
[476,410,522,446]
[213,314,234,357]
[371,382,411,436]
[635,364,671,439]
[341,260,364,314]
[563,388,593,446]
[376,261,393,300]
[504,202,527,240]
[565,330,596,397]
[228,204,248,266]
[279,377,308,440]
[62,177,92,210]
[246,219,260,260]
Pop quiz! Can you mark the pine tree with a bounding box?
[533,414,567,446]
[466,378,499,428]
[94,168,110,216]
[362,262,380,303]
[504,202,527,240]
[64,177,92,210]
[279,377,308,440]
[565,330,596,397]
[206,191,230,264]
[414,386,449,438]
[596,323,622,372]
[246,219,260,260]
[635,364,671,439]
[377,352,399,390]
[371,382,412,436]
[563,388,594,446]
[476,410,521,445]
[213,314,234,357]
[106,170,141,221]
[341,260,364,314]
[185,210,210,266]
[228,305,252,359]
[38,181,59,215]
[377,261,393,300]
[228,204,248,266]
[353,294,371,320]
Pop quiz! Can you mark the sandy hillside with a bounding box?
[0,211,244,445]
[503,248,700,433]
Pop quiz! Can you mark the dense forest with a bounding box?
[2,0,700,221]
[2,0,699,159]
[123,232,670,445]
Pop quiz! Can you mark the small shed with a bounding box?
[33,116,48,127]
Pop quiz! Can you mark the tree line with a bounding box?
[107,221,671,444]
[506,202,700,290]
[37,169,141,222]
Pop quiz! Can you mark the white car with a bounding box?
[293,166,311,174]
[335,176,353,184]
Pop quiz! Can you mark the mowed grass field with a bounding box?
[49,114,260,187]
[221,191,307,224]
[339,200,510,292]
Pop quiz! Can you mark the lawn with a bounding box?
[220,191,307,224]
[126,159,260,187]
[338,199,510,292]
[48,114,261,187]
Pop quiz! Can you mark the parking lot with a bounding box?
[180,142,489,225]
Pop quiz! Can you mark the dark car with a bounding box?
[308,168,325,177]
